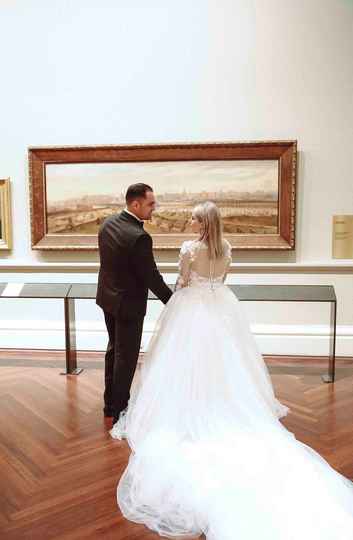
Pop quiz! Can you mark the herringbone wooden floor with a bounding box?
[1,353,353,539]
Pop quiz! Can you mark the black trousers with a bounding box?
[103,310,144,418]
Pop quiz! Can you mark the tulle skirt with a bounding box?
[117,282,353,539]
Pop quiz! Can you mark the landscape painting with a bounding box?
[29,142,296,250]
[46,160,279,236]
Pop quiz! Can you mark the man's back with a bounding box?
[96,210,146,316]
[96,210,172,318]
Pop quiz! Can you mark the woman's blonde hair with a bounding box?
[192,201,224,259]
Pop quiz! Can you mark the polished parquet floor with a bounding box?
[1,351,353,539]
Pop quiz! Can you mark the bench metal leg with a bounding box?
[322,300,337,383]
[61,297,83,375]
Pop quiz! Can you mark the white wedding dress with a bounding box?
[115,239,353,539]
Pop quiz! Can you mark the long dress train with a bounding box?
[114,239,353,540]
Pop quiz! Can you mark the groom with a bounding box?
[96,183,173,427]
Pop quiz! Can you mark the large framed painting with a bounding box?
[28,141,297,250]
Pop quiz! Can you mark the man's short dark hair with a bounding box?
[125,183,153,204]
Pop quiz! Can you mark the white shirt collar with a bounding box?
[124,208,144,223]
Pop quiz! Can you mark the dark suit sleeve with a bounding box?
[131,234,173,304]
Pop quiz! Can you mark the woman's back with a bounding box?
[176,238,232,289]
[191,238,232,279]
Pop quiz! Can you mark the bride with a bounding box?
[111,201,353,539]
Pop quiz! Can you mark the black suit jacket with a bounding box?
[96,210,172,319]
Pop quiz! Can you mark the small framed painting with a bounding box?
[0,178,12,250]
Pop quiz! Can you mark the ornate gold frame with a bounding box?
[28,141,297,251]
[0,178,12,250]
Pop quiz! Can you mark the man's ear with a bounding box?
[130,200,138,211]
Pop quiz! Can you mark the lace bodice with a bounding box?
[175,239,232,291]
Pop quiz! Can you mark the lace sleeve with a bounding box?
[222,240,232,283]
[174,241,192,291]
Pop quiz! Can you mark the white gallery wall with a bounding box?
[0,0,352,356]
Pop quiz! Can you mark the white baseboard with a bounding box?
[0,320,352,357]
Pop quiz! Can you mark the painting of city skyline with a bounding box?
[46,160,279,236]
[29,142,296,250]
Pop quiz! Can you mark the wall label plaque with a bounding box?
[332,215,353,259]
